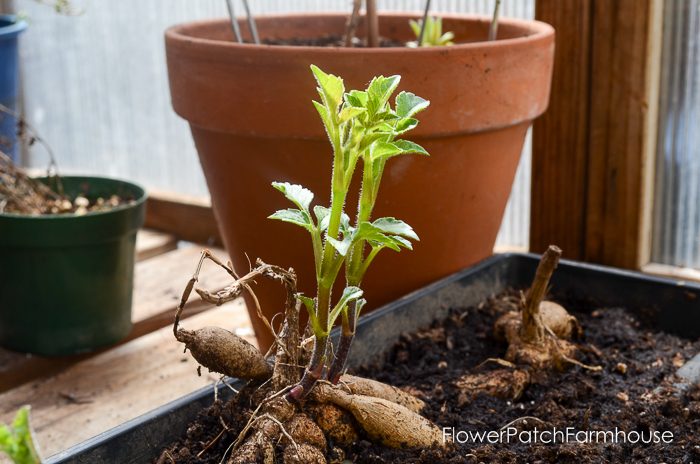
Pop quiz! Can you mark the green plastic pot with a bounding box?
[0,176,146,355]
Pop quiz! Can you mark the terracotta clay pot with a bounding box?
[166,13,554,350]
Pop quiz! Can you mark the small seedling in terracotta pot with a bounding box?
[408,16,455,47]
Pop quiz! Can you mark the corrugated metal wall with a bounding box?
[17,0,533,248]
[652,0,700,269]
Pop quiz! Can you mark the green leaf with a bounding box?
[269,209,314,232]
[368,75,401,104]
[345,90,368,108]
[409,19,421,37]
[313,100,335,142]
[297,294,324,336]
[337,286,364,309]
[310,65,344,111]
[297,294,315,313]
[375,109,400,122]
[426,16,436,43]
[369,141,403,161]
[353,298,367,319]
[366,75,401,116]
[395,92,430,118]
[359,131,392,151]
[439,31,455,45]
[410,16,455,47]
[338,212,352,233]
[339,106,366,124]
[355,222,402,252]
[392,139,429,156]
[329,286,364,327]
[315,207,350,233]
[271,182,314,212]
[0,406,41,464]
[394,117,419,134]
[369,140,428,162]
[353,221,416,253]
[313,206,330,229]
[373,122,396,133]
[368,139,428,163]
[327,233,353,256]
[390,235,413,249]
[372,217,419,241]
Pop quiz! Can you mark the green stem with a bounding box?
[327,159,380,384]
[288,334,327,401]
[348,159,377,281]
[358,246,381,278]
[327,307,356,383]
[291,128,350,400]
[288,281,331,401]
[311,229,322,277]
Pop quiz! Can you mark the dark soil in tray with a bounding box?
[156,291,700,463]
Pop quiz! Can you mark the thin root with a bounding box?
[197,425,229,458]
[231,385,296,455]
[558,351,603,371]
[264,413,300,455]
[545,326,602,372]
[474,357,517,370]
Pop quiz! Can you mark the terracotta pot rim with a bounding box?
[165,12,554,54]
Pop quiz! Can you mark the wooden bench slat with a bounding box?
[144,190,222,246]
[135,229,178,261]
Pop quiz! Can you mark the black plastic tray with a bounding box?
[47,253,700,463]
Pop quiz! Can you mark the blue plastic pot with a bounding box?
[0,15,27,163]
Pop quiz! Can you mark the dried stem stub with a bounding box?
[521,245,562,344]
[455,246,599,406]
[494,245,600,372]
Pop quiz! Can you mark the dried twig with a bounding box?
[366,0,379,47]
[0,103,73,215]
[0,151,66,215]
[343,0,362,47]
[0,103,61,177]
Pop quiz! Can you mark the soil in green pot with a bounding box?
[156,291,700,463]
[0,152,135,215]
